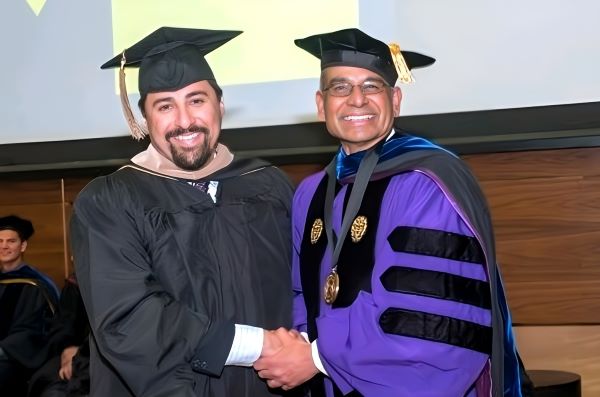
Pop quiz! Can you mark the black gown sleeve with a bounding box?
[46,279,89,356]
[0,283,54,369]
[70,177,234,396]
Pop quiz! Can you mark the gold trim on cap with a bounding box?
[388,43,414,84]
[119,51,148,140]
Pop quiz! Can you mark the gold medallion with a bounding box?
[323,270,340,304]
[310,218,323,244]
[350,215,368,243]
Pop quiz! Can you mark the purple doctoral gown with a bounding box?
[291,140,508,397]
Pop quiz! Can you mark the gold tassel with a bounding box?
[119,52,148,140]
[388,43,414,84]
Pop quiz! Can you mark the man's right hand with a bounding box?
[261,329,284,357]
[255,328,318,390]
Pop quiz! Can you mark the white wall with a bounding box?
[1,0,598,144]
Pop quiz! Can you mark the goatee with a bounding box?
[166,125,215,171]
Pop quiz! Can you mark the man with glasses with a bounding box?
[254,28,528,397]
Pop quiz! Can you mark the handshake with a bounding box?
[254,328,319,391]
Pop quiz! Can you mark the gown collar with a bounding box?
[335,129,452,181]
[130,142,234,180]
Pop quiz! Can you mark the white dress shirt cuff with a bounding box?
[310,337,328,376]
[225,324,264,366]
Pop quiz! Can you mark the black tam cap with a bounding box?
[294,28,435,86]
[0,215,34,241]
[101,27,242,95]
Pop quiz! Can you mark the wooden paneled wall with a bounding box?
[460,148,600,396]
[2,146,600,395]
[464,148,600,326]
[0,177,89,287]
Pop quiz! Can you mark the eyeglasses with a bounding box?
[322,80,390,97]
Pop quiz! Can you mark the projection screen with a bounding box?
[1,0,599,145]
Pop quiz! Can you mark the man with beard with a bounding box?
[70,27,296,397]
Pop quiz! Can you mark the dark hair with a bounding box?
[138,79,223,118]
[0,215,35,241]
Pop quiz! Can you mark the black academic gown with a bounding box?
[28,276,90,397]
[70,158,295,397]
[0,265,58,395]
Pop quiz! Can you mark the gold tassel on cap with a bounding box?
[119,52,148,140]
[388,43,414,84]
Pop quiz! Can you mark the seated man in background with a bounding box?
[0,215,59,396]
[28,273,90,397]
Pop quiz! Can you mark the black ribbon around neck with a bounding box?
[323,148,381,273]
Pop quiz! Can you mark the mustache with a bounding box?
[165,125,209,140]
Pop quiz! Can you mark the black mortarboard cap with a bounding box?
[101,27,242,95]
[0,215,35,241]
[294,28,435,86]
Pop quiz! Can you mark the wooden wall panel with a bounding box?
[467,148,600,318]
[462,150,600,326]
[0,179,63,205]
[515,325,600,397]
[0,202,66,288]
[508,280,600,324]
[481,177,600,224]
[497,231,600,282]
[63,178,92,204]
[279,164,324,186]
[466,147,600,392]
[464,146,600,180]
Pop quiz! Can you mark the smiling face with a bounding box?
[144,80,224,171]
[0,229,26,272]
[316,66,402,154]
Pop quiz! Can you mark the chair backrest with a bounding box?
[0,277,57,315]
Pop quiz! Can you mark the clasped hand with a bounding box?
[254,328,319,391]
[59,345,79,380]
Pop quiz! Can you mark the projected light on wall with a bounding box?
[2,0,599,145]
[111,0,358,91]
